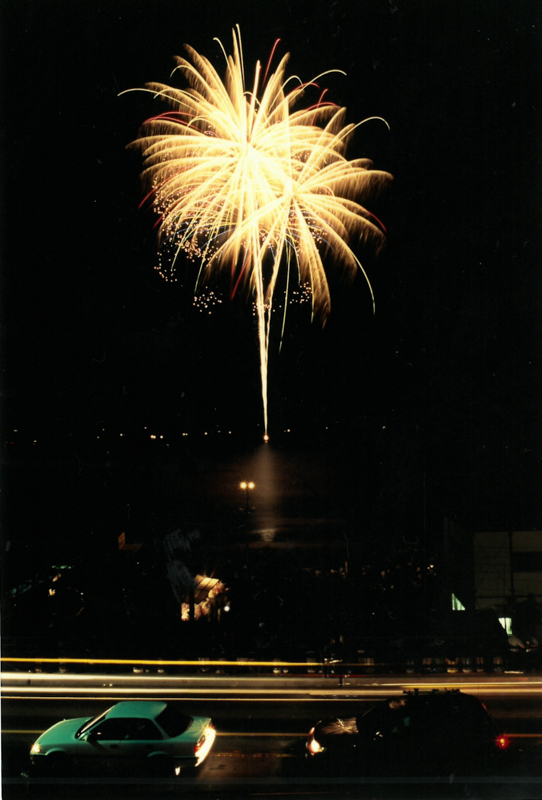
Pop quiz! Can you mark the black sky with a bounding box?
[1,0,541,531]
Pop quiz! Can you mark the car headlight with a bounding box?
[31,743,41,755]
[307,732,325,755]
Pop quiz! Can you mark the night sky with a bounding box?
[1,0,541,542]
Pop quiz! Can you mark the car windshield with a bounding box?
[75,708,111,739]
[155,705,193,738]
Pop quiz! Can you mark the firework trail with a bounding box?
[123,27,392,436]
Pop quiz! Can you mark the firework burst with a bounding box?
[123,27,392,435]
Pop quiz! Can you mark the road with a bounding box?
[3,673,542,799]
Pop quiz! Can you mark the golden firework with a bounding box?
[123,27,392,435]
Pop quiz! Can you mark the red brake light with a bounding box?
[194,726,214,754]
[495,734,510,750]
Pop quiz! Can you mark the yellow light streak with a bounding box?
[122,27,392,434]
[3,730,44,735]
[2,656,314,666]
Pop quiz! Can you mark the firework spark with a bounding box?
[123,27,392,435]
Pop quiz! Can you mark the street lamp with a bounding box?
[240,481,255,512]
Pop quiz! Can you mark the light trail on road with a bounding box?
[3,729,305,737]
[5,727,540,741]
[4,672,542,699]
[4,657,541,680]
[0,693,383,703]
[4,670,542,685]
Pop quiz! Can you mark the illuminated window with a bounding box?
[451,593,465,611]
[499,617,513,635]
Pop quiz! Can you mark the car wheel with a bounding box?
[148,755,175,778]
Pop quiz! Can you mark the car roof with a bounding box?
[401,691,480,705]
[105,701,168,719]
[358,691,484,721]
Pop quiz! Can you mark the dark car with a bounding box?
[306,689,510,777]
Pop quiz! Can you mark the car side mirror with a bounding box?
[84,730,98,742]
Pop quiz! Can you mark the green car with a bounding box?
[30,700,216,777]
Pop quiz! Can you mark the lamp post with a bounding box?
[240,481,255,512]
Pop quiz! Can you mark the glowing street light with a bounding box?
[240,481,255,513]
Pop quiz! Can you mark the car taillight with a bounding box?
[495,734,510,750]
[194,725,216,764]
[194,725,214,755]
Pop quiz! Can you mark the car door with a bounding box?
[74,717,132,772]
[122,717,165,763]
